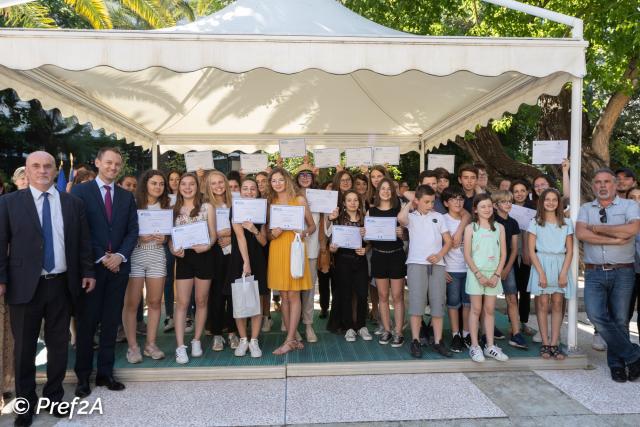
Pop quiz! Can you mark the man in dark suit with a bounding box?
[0,151,95,427]
[71,147,138,398]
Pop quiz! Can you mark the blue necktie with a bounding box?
[42,192,55,272]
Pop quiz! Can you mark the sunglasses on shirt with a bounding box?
[599,208,607,223]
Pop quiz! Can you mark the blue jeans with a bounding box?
[584,268,640,369]
[164,244,175,318]
[446,272,470,309]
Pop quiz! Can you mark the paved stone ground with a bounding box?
[1,312,639,426]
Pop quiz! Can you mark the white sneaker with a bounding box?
[345,329,357,342]
[163,317,175,333]
[305,325,318,343]
[249,339,263,358]
[592,332,607,351]
[212,335,225,351]
[229,334,240,350]
[532,330,542,343]
[191,339,203,357]
[184,318,194,334]
[469,345,485,362]
[261,316,272,332]
[374,324,385,336]
[234,337,249,357]
[484,344,509,361]
[175,345,189,364]
[126,347,143,364]
[357,327,373,341]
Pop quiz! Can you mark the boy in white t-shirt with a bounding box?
[442,187,471,353]
[399,185,453,359]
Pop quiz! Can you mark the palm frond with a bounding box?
[173,0,195,22]
[65,0,113,29]
[122,0,173,28]
[1,3,56,28]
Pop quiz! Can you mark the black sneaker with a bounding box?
[379,331,393,345]
[391,333,405,348]
[463,334,472,349]
[450,334,465,353]
[433,342,453,358]
[410,339,422,358]
[494,327,505,340]
[611,367,627,383]
[419,322,434,346]
[628,358,640,382]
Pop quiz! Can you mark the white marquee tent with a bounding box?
[0,0,586,350]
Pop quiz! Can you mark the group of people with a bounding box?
[1,148,640,426]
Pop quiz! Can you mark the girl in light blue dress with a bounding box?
[527,188,574,360]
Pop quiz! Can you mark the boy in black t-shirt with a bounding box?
[492,190,528,349]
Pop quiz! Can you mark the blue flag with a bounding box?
[56,163,67,192]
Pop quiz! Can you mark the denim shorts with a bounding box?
[446,271,470,309]
[502,268,517,295]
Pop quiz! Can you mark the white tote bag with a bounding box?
[231,275,261,319]
[290,232,305,279]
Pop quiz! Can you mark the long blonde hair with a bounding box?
[267,167,299,204]
[204,170,232,208]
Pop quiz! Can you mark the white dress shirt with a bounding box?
[29,185,67,274]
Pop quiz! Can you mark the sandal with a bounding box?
[272,340,297,355]
[540,345,552,360]
[294,339,304,350]
[550,345,565,361]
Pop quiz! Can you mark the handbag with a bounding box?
[231,274,261,319]
[290,232,305,279]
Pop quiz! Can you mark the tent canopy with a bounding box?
[0,0,586,154]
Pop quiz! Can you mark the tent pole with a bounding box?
[152,139,159,169]
[567,77,582,352]
[419,141,425,173]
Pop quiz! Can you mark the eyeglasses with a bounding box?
[299,172,313,178]
[340,178,352,183]
[449,197,464,203]
[599,208,607,223]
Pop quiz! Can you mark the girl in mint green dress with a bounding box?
[527,189,573,360]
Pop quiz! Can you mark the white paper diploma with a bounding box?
[240,153,268,173]
[269,205,305,230]
[305,189,338,214]
[138,209,174,235]
[509,204,537,231]
[313,148,340,168]
[532,140,568,165]
[345,147,373,167]
[373,146,400,165]
[168,193,177,207]
[232,198,267,224]
[427,154,455,173]
[171,221,210,250]
[279,138,306,158]
[216,208,231,231]
[184,151,214,172]
[332,225,362,249]
[364,216,397,241]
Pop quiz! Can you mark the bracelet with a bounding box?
[493,273,500,278]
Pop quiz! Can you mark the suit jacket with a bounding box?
[0,189,95,305]
[70,180,138,272]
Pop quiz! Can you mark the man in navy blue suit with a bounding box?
[71,147,138,398]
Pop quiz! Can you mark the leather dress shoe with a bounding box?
[610,367,627,383]
[95,375,126,391]
[14,412,33,427]
[75,379,92,398]
[628,358,640,382]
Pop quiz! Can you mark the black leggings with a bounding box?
[515,261,531,324]
[328,254,368,332]
[318,269,333,313]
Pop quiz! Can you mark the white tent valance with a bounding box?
[0,0,586,154]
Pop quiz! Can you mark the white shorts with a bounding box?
[130,245,166,278]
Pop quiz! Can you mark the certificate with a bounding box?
[532,140,568,165]
[184,151,214,172]
[364,216,397,241]
[216,208,231,231]
[232,198,267,224]
[171,221,210,250]
[269,205,305,230]
[138,209,173,235]
[345,147,373,168]
[168,193,177,207]
[373,146,400,166]
[510,204,537,231]
[240,153,268,173]
[313,148,340,168]
[427,154,455,173]
[332,225,362,249]
[305,189,338,214]
[279,138,306,158]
